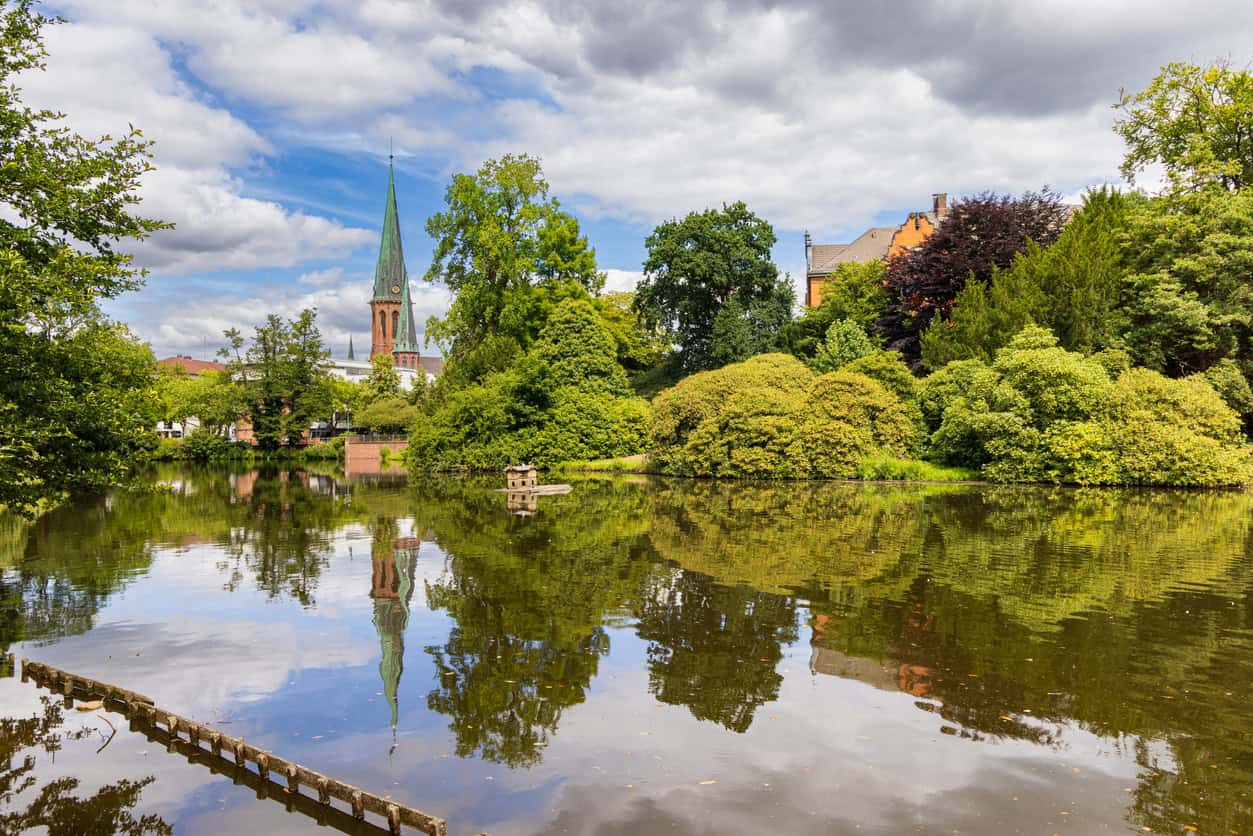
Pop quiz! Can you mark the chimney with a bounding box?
[804,230,813,270]
[932,193,948,215]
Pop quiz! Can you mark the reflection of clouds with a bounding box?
[422,639,1147,834]
[16,617,376,719]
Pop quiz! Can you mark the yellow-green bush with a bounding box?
[649,353,812,472]
[649,358,917,479]
[922,326,1251,486]
[802,372,920,477]
[840,350,918,403]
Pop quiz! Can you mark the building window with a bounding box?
[379,310,386,338]
[392,311,399,341]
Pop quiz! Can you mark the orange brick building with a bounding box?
[804,193,950,307]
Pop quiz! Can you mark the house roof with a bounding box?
[156,356,226,376]
[809,226,895,275]
[417,356,444,376]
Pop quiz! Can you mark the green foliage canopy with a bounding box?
[636,201,792,371]
[1116,61,1253,193]
[0,3,169,512]
[220,310,333,450]
[424,154,602,365]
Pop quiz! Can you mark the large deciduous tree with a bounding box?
[635,201,792,371]
[424,154,603,371]
[1116,61,1253,194]
[877,190,1068,364]
[220,310,332,450]
[0,2,170,512]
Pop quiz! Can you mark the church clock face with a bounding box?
[390,284,401,294]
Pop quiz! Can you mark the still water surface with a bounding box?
[0,467,1250,835]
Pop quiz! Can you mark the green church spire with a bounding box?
[393,273,419,355]
[347,334,355,360]
[372,160,407,302]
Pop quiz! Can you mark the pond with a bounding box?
[0,467,1250,835]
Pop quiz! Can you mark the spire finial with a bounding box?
[389,136,393,166]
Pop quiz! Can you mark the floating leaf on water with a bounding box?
[74,700,103,712]
[699,780,717,785]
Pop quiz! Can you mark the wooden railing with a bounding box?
[20,659,446,836]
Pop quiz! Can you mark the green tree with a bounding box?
[921,189,1133,370]
[1116,61,1253,193]
[591,291,670,372]
[0,3,169,512]
[366,352,401,401]
[221,309,332,449]
[709,297,754,367]
[1120,186,1253,378]
[636,201,791,371]
[355,397,417,434]
[779,262,888,361]
[424,154,602,364]
[812,318,875,372]
[160,372,247,436]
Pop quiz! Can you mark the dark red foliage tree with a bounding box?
[877,189,1069,364]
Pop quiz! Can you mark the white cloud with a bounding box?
[602,269,644,293]
[125,269,450,360]
[18,19,374,277]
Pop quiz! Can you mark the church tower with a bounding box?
[369,159,419,368]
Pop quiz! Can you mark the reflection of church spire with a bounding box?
[371,531,419,749]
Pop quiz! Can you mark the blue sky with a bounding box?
[21,0,1253,359]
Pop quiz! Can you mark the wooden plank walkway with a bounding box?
[19,658,448,836]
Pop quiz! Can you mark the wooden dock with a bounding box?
[20,658,447,836]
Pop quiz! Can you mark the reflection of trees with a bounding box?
[790,487,1253,833]
[414,478,653,766]
[635,570,797,732]
[646,481,934,596]
[0,466,367,652]
[0,697,170,835]
[0,493,169,647]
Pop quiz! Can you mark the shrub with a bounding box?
[649,356,918,479]
[802,372,920,478]
[922,326,1251,486]
[356,397,419,434]
[152,437,182,462]
[682,385,809,478]
[184,430,228,462]
[409,310,652,471]
[991,326,1110,426]
[917,359,1007,432]
[525,388,651,466]
[650,353,812,471]
[812,318,875,373]
[1091,347,1132,380]
[840,350,918,403]
[1047,413,1250,486]
[1107,368,1241,442]
[1201,358,1253,435]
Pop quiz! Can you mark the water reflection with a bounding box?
[0,694,171,835]
[368,518,418,749]
[0,468,1250,834]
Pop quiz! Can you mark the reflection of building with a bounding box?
[371,534,420,743]
[809,613,932,697]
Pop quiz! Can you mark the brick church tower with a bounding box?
[370,159,420,369]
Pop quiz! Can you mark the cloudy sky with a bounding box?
[21,0,1253,359]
